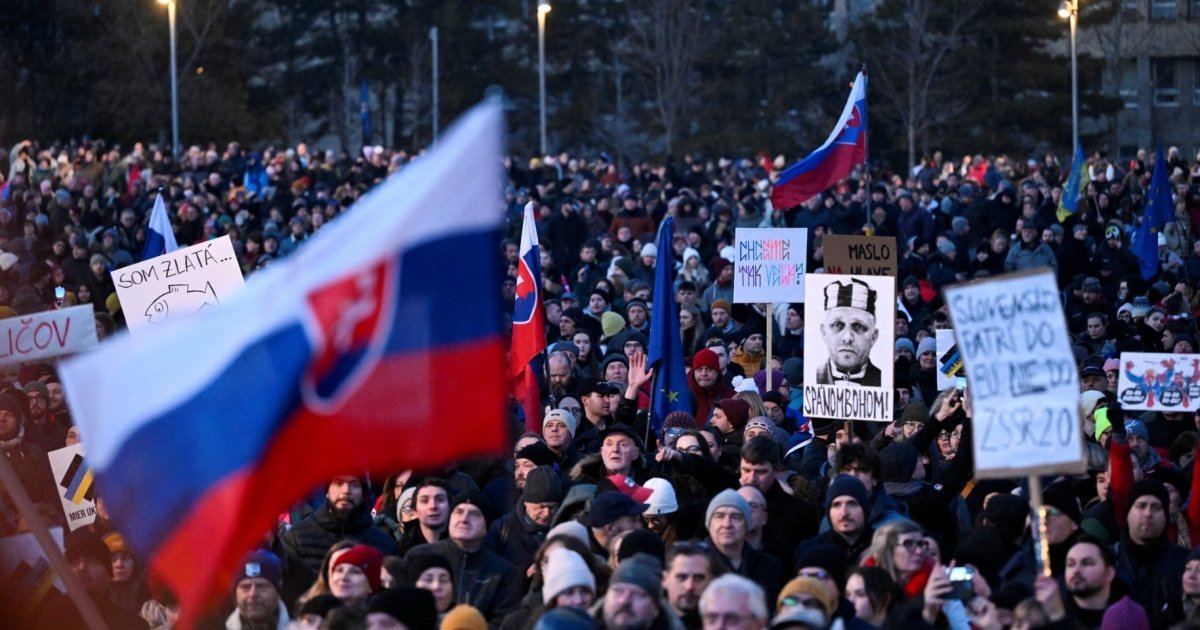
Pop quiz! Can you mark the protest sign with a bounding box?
[945,269,1085,477]
[803,273,894,422]
[936,329,965,392]
[1117,352,1200,411]
[0,529,65,597]
[822,235,897,277]
[46,444,96,532]
[0,305,97,366]
[733,228,807,303]
[112,235,245,335]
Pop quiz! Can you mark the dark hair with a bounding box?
[412,477,451,498]
[740,435,782,468]
[1068,535,1116,568]
[666,542,726,579]
[677,280,697,292]
[836,443,882,481]
[678,429,715,461]
[846,566,903,616]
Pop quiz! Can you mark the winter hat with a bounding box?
[879,443,920,482]
[535,606,595,630]
[587,491,648,528]
[754,370,786,395]
[642,478,679,515]
[65,530,112,575]
[744,416,775,438]
[516,442,557,468]
[710,299,732,314]
[22,381,48,403]
[983,494,1031,542]
[298,594,343,620]
[231,549,282,593]
[640,243,658,258]
[102,532,130,555]
[1124,419,1150,443]
[683,247,701,264]
[543,409,578,438]
[937,239,956,255]
[367,587,437,630]
[1100,595,1150,630]
[895,338,915,355]
[693,348,721,371]
[0,394,25,423]
[405,550,453,586]
[916,336,937,358]
[782,358,804,387]
[1042,482,1082,524]
[524,466,565,504]
[601,312,626,339]
[663,410,696,431]
[825,475,871,519]
[617,529,666,565]
[793,544,848,590]
[716,399,752,432]
[1079,391,1106,419]
[778,577,836,619]
[1126,479,1169,520]
[331,545,383,593]
[902,275,920,289]
[542,547,595,604]
[547,521,590,547]
[900,401,929,426]
[550,340,581,356]
[705,488,753,528]
[710,257,732,277]
[441,604,487,630]
[610,553,663,600]
[1094,407,1114,441]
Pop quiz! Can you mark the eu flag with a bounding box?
[1133,146,1174,280]
[647,217,693,437]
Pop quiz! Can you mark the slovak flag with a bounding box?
[771,70,868,209]
[510,201,547,430]
[142,192,180,261]
[59,103,508,627]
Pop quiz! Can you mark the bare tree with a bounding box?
[625,0,705,155]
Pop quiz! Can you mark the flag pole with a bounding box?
[860,64,872,237]
[766,304,774,391]
[0,453,109,630]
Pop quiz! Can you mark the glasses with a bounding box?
[899,538,930,551]
[781,595,824,609]
[702,613,753,625]
[680,445,704,454]
[797,569,829,581]
[561,406,581,415]
[748,501,767,512]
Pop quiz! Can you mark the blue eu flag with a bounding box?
[1133,146,1174,280]
[647,217,694,437]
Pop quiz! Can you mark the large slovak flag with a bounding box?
[59,103,509,627]
[141,192,179,261]
[510,201,547,431]
[771,70,868,209]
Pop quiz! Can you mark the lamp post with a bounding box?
[158,0,180,159]
[1058,0,1079,152]
[537,3,551,156]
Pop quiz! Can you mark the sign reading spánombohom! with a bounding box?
[803,274,894,422]
[1117,353,1200,411]
[944,269,1085,478]
[112,235,245,335]
[733,228,807,303]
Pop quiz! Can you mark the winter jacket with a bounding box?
[412,539,521,624]
[484,507,547,574]
[279,502,398,574]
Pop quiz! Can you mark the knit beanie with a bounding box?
[546,521,590,547]
[879,443,919,482]
[753,370,785,395]
[543,409,578,438]
[983,494,1031,543]
[534,607,594,630]
[793,544,848,592]
[516,442,557,468]
[405,551,453,586]
[523,466,565,504]
[744,416,774,438]
[441,605,487,630]
[782,358,804,388]
[895,338,915,355]
[916,336,937,358]
[0,394,25,423]
[1094,407,1113,441]
[601,312,626,339]
[1123,419,1149,443]
[710,299,732,314]
[1042,481,1082,524]
[778,577,836,619]
[663,410,696,431]
[716,399,752,432]
[541,548,595,604]
[900,401,928,426]
[825,475,871,519]
[331,545,383,593]
[642,478,679,515]
[693,348,720,372]
[367,587,437,630]
[22,381,48,403]
[232,549,283,594]
[705,488,752,528]
[450,490,491,523]
[1126,479,1169,521]
[610,553,663,600]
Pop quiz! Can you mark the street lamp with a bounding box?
[537,3,551,156]
[158,0,180,159]
[1059,0,1079,152]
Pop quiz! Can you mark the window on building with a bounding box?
[1154,58,1179,105]
[1120,60,1139,107]
[1123,0,1140,13]
[1151,0,1177,18]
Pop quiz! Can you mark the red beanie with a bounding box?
[716,399,752,431]
[693,348,720,372]
[331,544,383,593]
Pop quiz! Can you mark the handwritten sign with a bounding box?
[733,228,807,303]
[945,269,1085,478]
[0,305,97,366]
[936,329,964,392]
[112,235,245,335]
[0,528,65,598]
[823,235,897,277]
[46,444,96,531]
[1117,352,1200,411]
[802,273,895,422]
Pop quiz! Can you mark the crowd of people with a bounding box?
[4,136,1200,630]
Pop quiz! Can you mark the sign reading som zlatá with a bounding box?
[733,228,808,303]
[0,305,98,366]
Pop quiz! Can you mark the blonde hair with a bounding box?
[295,539,356,609]
[863,518,923,583]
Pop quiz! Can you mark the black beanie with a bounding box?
[879,443,919,482]
[617,529,666,565]
[405,551,453,586]
[826,475,872,520]
[1042,482,1082,524]
[367,587,437,630]
[516,442,557,468]
[1126,479,1170,519]
[983,494,1031,543]
[522,466,565,504]
[795,544,847,589]
[451,489,492,522]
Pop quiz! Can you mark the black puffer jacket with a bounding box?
[279,501,398,573]
[411,539,521,625]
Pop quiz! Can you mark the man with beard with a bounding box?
[227,550,290,630]
[280,476,397,573]
[1116,479,1188,624]
[664,544,724,629]
[598,554,672,630]
[1061,537,1126,628]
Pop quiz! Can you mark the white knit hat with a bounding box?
[642,478,678,516]
[542,547,595,604]
[546,520,589,547]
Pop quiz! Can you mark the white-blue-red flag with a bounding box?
[771,70,868,209]
[510,201,547,431]
[141,192,179,260]
[59,102,508,627]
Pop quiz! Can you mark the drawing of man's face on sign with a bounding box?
[819,279,880,384]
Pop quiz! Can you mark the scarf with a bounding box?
[0,425,24,453]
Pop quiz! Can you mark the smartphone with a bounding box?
[664,427,684,448]
[54,286,65,306]
[947,566,974,600]
[955,376,967,391]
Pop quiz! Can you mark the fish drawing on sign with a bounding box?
[144,282,220,325]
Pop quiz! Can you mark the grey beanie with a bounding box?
[610,553,663,600]
[705,488,752,528]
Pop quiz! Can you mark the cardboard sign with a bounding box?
[936,329,965,392]
[1117,352,1200,411]
[0,305,97,366]
[112,235,245,335]
[945,269,1085,478]
[733,228,808,303]
[803,273,895,422]
[0,528,65,597]
[822,235,897,277]
[46,444,96,531]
